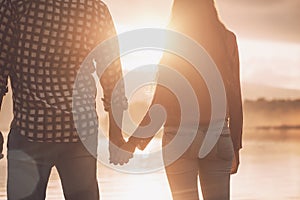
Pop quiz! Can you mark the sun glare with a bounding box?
[114,13,170,70]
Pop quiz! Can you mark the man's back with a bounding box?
[0,0,126,142]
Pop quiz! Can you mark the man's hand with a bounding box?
[109,140,124,165]
[109,141,136,165]
[0,131,4,160]
[230,150,240,174]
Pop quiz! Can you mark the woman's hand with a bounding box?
[230,150,240,174]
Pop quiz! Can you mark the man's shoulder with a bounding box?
[95,0,108,9]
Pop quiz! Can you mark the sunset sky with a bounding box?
[103,0,300,94]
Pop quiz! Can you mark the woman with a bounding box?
[120,0,243,199]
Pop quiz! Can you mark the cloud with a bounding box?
[216,0,300,42]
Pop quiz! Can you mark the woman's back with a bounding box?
[154,0,231,127]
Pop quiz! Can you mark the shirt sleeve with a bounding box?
[0,0,13,110]
[95,4,128,112]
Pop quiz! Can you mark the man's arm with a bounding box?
[0,0,13,109]
[94,4,128,163]
[0,0,14,159]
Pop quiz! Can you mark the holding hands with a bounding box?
[109,141,136,165]
[107,108,136,165]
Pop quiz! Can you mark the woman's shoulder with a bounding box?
[225,30,237,44]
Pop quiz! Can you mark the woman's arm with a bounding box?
[226,31,243,174]
[227,32,243,151]
[127,111,156,151]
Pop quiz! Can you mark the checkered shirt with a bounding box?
[0,0,127,142]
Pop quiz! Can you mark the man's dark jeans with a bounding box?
[7,128,99,200]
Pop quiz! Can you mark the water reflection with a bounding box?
[1,130,300,200]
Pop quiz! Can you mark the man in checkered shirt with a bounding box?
[0,0,128,199]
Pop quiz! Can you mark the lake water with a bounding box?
[1,129,300,200]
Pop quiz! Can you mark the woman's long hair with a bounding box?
[165,0,233,93]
